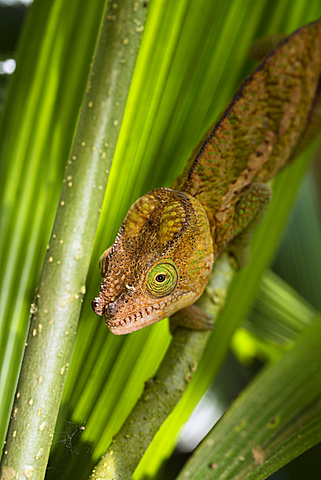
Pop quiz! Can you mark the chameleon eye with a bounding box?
[146,262,178,298]
[155,274,166,283]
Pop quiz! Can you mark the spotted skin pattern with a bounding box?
[92,20,321,334]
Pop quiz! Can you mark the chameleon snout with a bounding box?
[91,295,117,318]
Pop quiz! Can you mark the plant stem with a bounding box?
[0,1,147,479]
[90,253,234,480]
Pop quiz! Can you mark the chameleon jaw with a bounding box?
[104,291,200,335]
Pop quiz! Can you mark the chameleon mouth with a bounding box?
[105,302,170,335]
[105,293,192,335]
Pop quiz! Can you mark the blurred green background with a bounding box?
[1,1,321,479]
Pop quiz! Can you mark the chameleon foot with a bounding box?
[228,183,272,267]
[170,304,214,334]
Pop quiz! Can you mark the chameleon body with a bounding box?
[92,20,321,334]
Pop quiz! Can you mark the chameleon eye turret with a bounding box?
[145,262,178,298]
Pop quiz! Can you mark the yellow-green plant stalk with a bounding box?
[0,1,147,479]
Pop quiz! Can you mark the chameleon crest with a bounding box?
[92,188,213,334]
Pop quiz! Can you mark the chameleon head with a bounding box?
[92,187,214,334]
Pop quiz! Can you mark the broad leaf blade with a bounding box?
[176,319,321,480]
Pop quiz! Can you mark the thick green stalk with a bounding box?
[0,0,109,447]
[90,254,234,479]
[0,1,147,479]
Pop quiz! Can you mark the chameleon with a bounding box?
[92,19,321,335]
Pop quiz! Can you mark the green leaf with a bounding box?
[231,268,317,365]
[246,270,317,344]
[176,319,321,480]
[273,171,321,311]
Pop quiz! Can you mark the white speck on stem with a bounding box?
[35,448,44,460]
[39,422,46,431]
[23,466,34,479]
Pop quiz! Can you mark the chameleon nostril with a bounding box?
[91,297,105,317]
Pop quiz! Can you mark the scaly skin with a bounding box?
[92,19,321,334]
